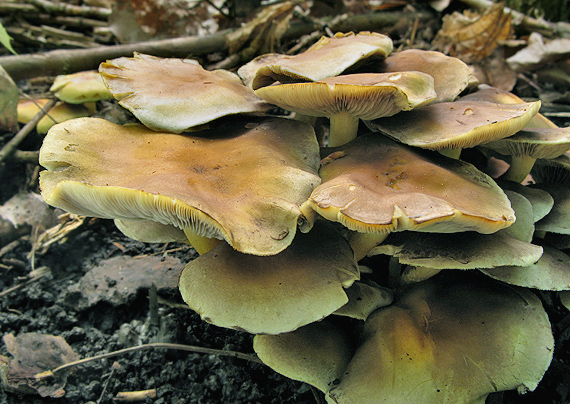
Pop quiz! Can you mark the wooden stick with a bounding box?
[0,10,433,80]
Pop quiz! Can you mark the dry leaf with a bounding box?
[0,65,18,132]
[227,1,296,57]
[507,32,570,72]
[433,3,512,63]
[65,255,183,309]
[0,333,79,397]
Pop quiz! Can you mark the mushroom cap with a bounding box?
[18,99,91,134]
[99,52,270,133]
[50,70,113,104]
[534,185,570,235]
[114,219,188,244]
[481,127,570,159]
[178,221,359,334]
[39,117,321,255]
[308,133,515,234]
[253,318,355,393]
[244,31,393,90]
[334,281,393,320]
[254,72,436,119]
[367,100,541,150]
[481,245,570,291]
[461,84,557,129]
[368,230,543,270]
[531,153,570,186]
[380,49,473,103]
[327,272,554,404]
[496,179,554,222]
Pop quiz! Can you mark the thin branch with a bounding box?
[0,98,57,172]
[35,342,264,380]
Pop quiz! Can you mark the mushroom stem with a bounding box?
[183,229,222,255]
[348,232,389,262]
[329,111,360,147]
[502,155,536,183]
[438,147,462,159]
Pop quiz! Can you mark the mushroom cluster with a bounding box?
[38,31,569,403]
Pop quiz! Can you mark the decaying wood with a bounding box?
[0,10,433,80]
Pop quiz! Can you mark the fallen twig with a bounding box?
[0,10,434,80]
[0,98,56,175]
[114,389,157,402]
[35,342,264,381]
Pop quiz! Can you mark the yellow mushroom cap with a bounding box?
[39,117,321,255]
[50,70,113,104]
[308,133,515,234]
[255,71,436,120]
[99,52,270,133]
[243,31,393,90]
[367,100,541,150]
[178,221,359,334]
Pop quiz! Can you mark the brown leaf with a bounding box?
[227,1,296,57]
[433,3,512,63]
[1,333,79,397]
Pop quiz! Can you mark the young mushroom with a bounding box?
[39,117,321,256]
[255,72,436,147]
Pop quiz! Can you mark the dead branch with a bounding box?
[0,10,434,80]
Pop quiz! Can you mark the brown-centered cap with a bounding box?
[327,272,554,404]
[307,133,515,235]
[367,99,541,150]
[39,117,321,256]
[380,49,473,103]
[255,72,436,147]
[99,52,270,133]
[461,84,557,129]
[242,31,393,90]
[178,221,359,334]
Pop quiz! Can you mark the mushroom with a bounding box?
[178,221,359,334]
[481,245,570,291]
[379,49,474,103]
[17,99,90,134]
[255,72,436,147]
[366,99,541,158]
[327,271,554,404]
[306,133,515,251]
[114,219,189,244]
[480,127,570,183]
[241,31,393,90]
[39,117,321,256]
[99,52,271,133]
[253,318,355,393]
[460,84,558,129]
[50,70,113,104]
[368,230,543,271]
